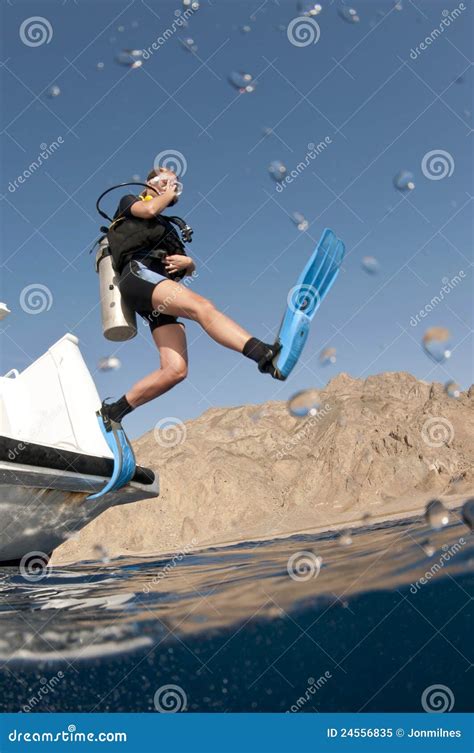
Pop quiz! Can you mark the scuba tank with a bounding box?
[93,181,193,342]
[96,237,137,341]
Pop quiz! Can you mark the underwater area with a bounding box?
[0,507,472,714]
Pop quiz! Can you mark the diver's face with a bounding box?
[148,170,180,204]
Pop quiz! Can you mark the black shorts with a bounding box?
[118,259,182,332]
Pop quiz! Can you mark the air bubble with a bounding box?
[47,85,61,98]
[291,211,309,231]
[445,380,460,399]
[461,499,474,531]
[229,71,256,93]
[393,170,415,191]
[338,6,360,23]
[298,2,323,15]
[98,356,121,372]
[361,256,380,275]
[320,346,337,365]
[92,544,110,564]
[338,529,352,546]
[422,327,451,363]
[268,160,287,182]
[181,37,198,52]
[425,499,449,530]
[96,62,105,71]
[115,50,144,69]
[421,539,435,557]
[288,389,322,418]
[183,0,200,9]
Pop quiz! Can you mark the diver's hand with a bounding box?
[164,255,194,275]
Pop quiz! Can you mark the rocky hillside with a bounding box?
[53,372,474,563]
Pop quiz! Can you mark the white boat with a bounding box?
[0,334,159,565]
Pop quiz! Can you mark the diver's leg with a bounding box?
[151,280,271,356]
[125,322,188,407]
[102,323,188,421]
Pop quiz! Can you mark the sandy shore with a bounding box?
[53,372,474,564]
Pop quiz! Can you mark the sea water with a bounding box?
[0,510,471,713]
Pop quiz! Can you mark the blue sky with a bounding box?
[1,0,472,438]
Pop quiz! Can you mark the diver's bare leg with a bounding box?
[126,323,188,407]
[151,280,251,352]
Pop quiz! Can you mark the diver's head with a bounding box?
[145,167,181,206]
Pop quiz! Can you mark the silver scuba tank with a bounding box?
[95,238,137,341]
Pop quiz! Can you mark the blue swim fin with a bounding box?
[86,413,136,500]
[271,228,345,380]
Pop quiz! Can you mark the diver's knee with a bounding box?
[165,363,188,385]
[195,298,217,323]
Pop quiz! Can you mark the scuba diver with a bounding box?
[100,166,283,426]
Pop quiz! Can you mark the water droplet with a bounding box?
[117,25,125,33]
[98,356,121,371]
[181,37,198,52]
[298,1,323,15]
[361,256,380,275]
[445,380,460,398]
[393,169,415,191]
[262,126,274,137]
[461,498,474,531]
[288,389,322,418]
[422,327,451,363]
[425,499,449,530]
[47,85,61,98]
[320,346,337,365]
[0,302,11,320]
[115,49,144,69]
[339,6,360,23]
[338,529,352,546]
[92,544,110,564]
[291,211,309,231]
[96,62,105,71]
[394,0,403,9]
[229,71,256,93]
[241,25,252,33]
[268,160,287,182]
[183,0,200,9]
[421,539,435,557]
[131,173,141,182]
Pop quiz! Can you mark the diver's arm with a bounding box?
[165,255,195,276]
[130,184,177,219]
